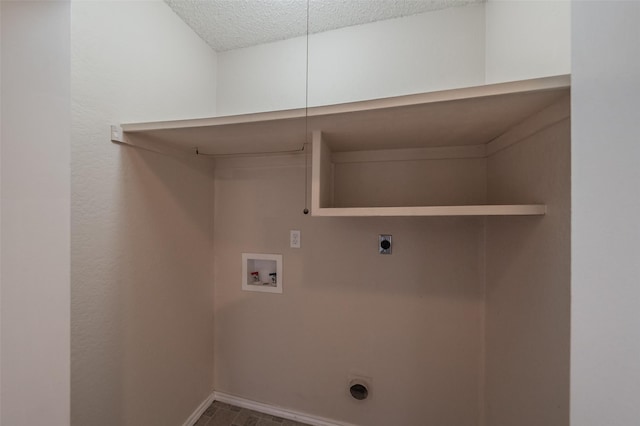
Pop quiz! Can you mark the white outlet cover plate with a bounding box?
[290,230,301,248]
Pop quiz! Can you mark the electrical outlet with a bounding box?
[290,230,301,248]
[379,234,392,254]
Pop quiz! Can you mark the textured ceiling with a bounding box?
[165,0,484,52]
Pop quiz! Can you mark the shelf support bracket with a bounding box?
[109,124,204,160]
[110,125,125,143]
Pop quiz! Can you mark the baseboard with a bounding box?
[213,391,358,426]
[182,391,215,426]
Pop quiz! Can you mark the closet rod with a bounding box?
[111,125,306,158]
[195,144,306,157]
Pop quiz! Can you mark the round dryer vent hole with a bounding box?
[349,383,369,400]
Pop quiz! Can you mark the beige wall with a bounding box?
[213,156,485,426]
[71,1,217,425]
[333,158,486,208]
[485,97,571,425]
[5,1,638,425]
[211,96,571,425]
[1,1,70,424]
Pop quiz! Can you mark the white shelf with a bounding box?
[114,75,570,156]
[113,75,570,217]
[310,126,551,217]
[312,205,547,217]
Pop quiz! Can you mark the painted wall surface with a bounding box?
[216,5,486,115]
[333,158,486,208]
[213,156,485,426]
[0,4,3,419]
[4,1,639,425]
[1,1,70,424]
[216,36,307,116]
[486,98,571,425]
[71,1,217,425]
[485,0,571,84]
[307,4,486,108]
[571,2,640,425]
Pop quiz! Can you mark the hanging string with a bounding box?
[303,0,310,215]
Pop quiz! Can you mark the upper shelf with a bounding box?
[114,75,570,156]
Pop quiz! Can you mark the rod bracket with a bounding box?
[110,125,124,143]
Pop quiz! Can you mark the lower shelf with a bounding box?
[311,204,547,217]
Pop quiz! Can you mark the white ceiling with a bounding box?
[165,0,484,52]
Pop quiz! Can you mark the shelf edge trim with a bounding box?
[312,205,547,217]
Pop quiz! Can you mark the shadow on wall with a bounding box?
[111,144,215,424]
